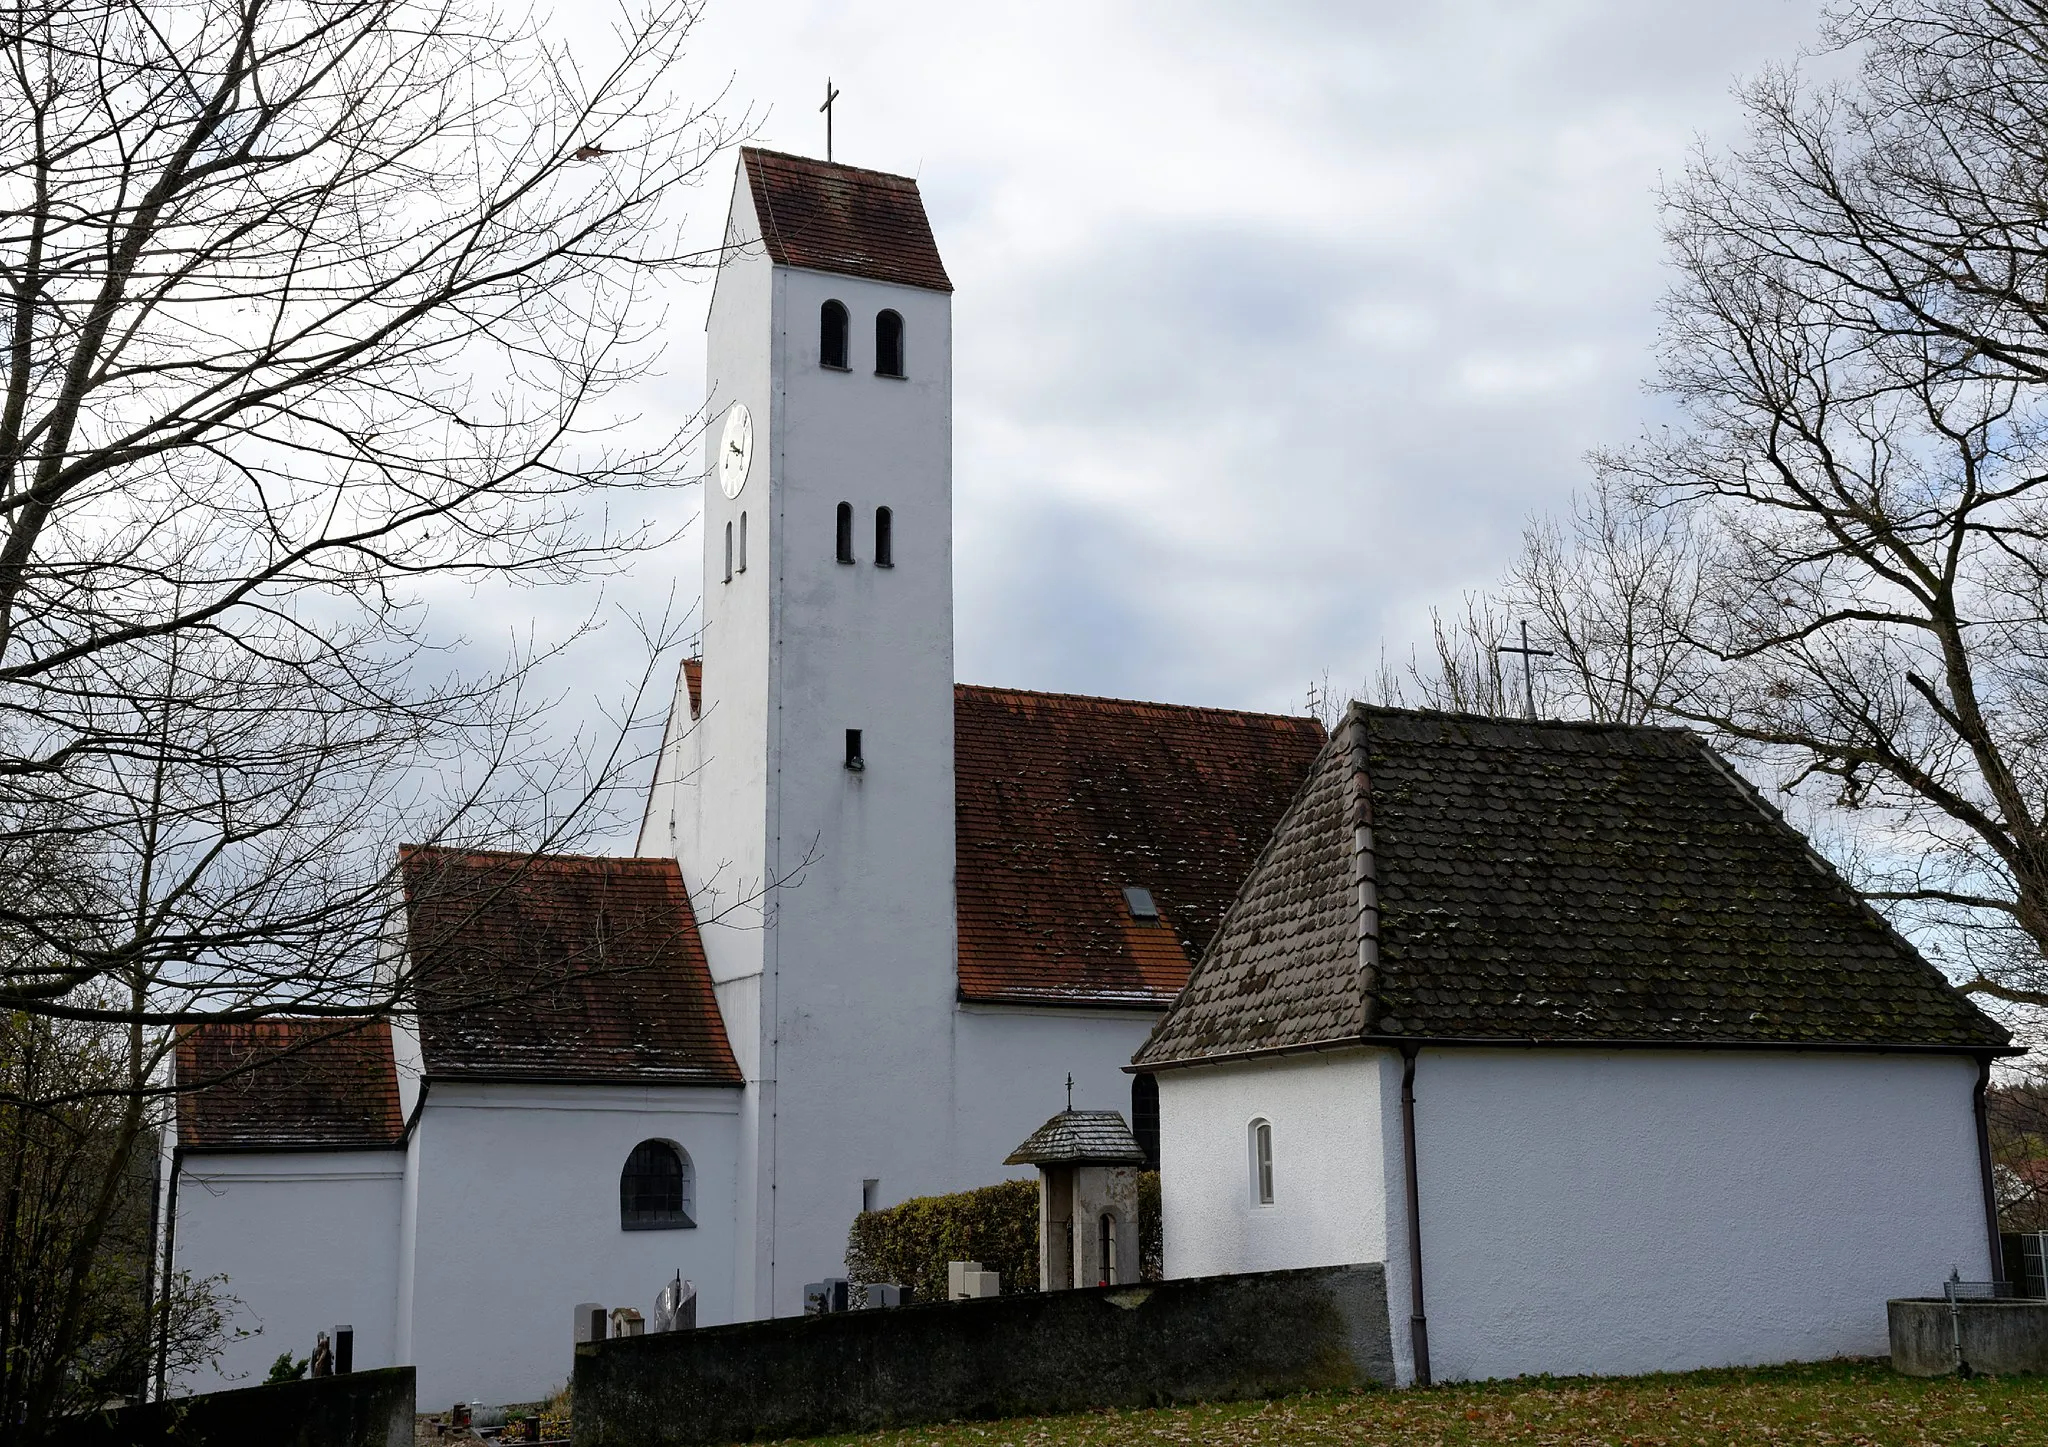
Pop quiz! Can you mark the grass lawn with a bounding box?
[796,1360,2048,1446]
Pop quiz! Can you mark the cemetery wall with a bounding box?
[1413,1047,1989,1381]
[571,1262,1394,1447]
[51,1366,414,1447]
[170,1149,405,1394]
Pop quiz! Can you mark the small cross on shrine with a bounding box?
[820,79,841,162]
[1495,620,1554,721]
[1065,1073,1074,1111]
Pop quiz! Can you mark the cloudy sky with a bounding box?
[534,0,1835,836]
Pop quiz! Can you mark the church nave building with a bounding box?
[163,149,1325,1406]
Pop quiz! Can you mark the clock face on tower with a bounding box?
[718,403,753,499]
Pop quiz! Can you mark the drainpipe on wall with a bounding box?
[1399,1044,1431,1386]
[1972,1054,2003,1283]
[154,1146,183,1401]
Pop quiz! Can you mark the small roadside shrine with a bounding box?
[1006,1110,1145,1290]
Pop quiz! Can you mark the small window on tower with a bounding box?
[836,502,855,564]
[821,300,850,369]
[844,728,865,772]
[737,512,748,573]
[875,310,904,378]
[874,507,893,568]
[723,521,733,584]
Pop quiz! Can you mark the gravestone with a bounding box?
[804,1279,850,1315]
[947,1261,1000,1299]
[574,1301,607,1345]
[654,1275,698,1332]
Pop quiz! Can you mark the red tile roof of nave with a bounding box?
[399,847,742,1086]
[682,657,702,720]
[954,685,1327,1007]
[741,148,953,293]
[176,1019,403,1151]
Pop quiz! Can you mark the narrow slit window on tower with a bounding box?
[1098,1213,1118,1286]
[836,502,855,563]
[875,310,904,378]
[820,300,850,369]
[737,511,747,573]
[844,728,865,772]
[1250,1118,1274,1205]
[723,521,733,583]
[874,506,893,568]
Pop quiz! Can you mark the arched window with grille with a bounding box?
[875,310,904,378]
[1249,1118,1273,1205]
[1131,1073,1160,1169]
[620,1140,695,1230]
[874,507,893,568]
[1098,1212,1118,1286]
[820,300,850,369]
[836,502,855,563]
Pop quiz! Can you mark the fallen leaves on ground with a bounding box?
[796,1360,2048,1447]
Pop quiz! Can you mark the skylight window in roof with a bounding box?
[1122,885,1159,922]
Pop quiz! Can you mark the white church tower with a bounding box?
[642,148,959,1318]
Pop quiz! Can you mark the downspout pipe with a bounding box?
[1973,1054,2003,1284]
[1400,1043,1431,1386]
[154,1145,183,1401]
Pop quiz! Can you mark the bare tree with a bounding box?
[1405,0,2048,1016]
[0,0,750,1428]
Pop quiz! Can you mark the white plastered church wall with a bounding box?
[951,1005,1161,1192]
[1408,1047,1988,1382]
[398,1082,741,1407]
[1156,1053,1394,1281]
[1157,1044,1991,1385]
[168,1151,404,1395]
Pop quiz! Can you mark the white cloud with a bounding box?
[533,0,1831,834]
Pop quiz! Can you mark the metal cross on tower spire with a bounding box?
[1495,620,1554,721]
[820,78,841,162]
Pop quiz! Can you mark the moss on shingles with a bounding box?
[787,1359,2048,1447]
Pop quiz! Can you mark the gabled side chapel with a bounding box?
[163,151,1325,1406]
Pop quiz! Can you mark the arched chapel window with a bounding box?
[1098,1212,1118,1286]
[620,1140,695,1230]
[1249,1118,1273,1206]
[875,310,904,378]
[723,522,733,584]
[737,511,748,573]
[821,300,850,369]
[836,502,855,564]
[1132,1073,1160,1169]
[874,506,893,568]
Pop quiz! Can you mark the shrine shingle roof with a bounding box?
[742,148,952,293]
[1004,1110,1147,1166]
[1134,705,2009,1067]
[176,1020,403,1151]
[954,685,1327,1008]
[400,847,742,1086]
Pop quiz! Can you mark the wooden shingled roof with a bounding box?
[741,148,952,293]
[176,1019,404,1151]
[954,685,1327,1008]
[399,847,742,1087]
[1134,705,2011,1068]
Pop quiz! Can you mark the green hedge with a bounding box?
[845,1172,1166,1302]
[845,1179,1039,1303]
